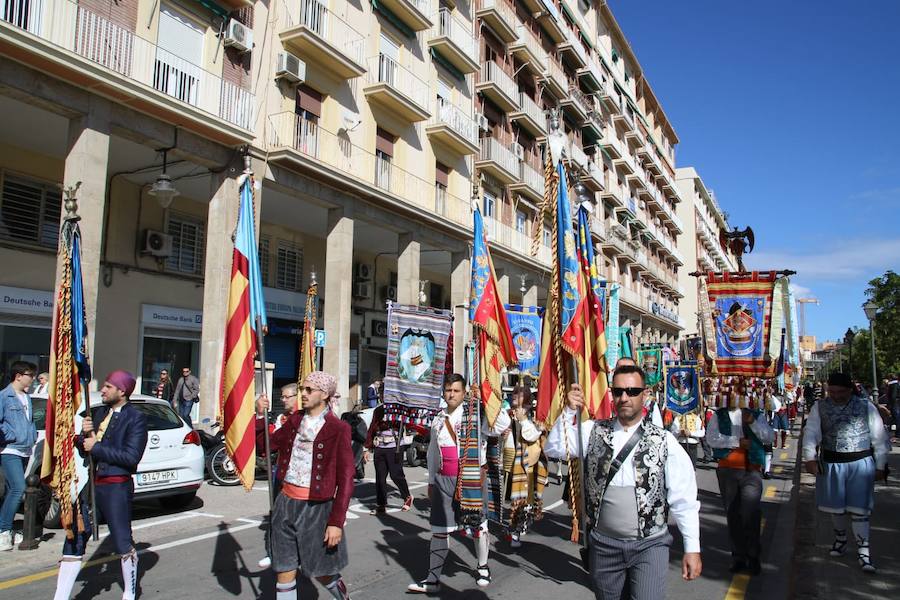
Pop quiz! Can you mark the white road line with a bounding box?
[141,521,261,554]
[236,517,263,525]
[544,499,565,511]
[97,511,223,539]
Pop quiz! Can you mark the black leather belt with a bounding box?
[822,448,873,463]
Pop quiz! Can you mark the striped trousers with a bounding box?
[589,530,672,600]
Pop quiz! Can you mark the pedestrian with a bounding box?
[616,356,663,427]
[670,410,705,468]
[407,374,511,593]
[340,401,368,481]
[364,404,412,514]
[66,370,148,599]
[366,378,382,409]
[546,365,702,600]
[0,361,37,551]
[500,386,545,548]
[173,366,200,425]
[258,371,354,600]
[33,372,50,395]
[155,369,173,404]
[698,406,715,462]
[771,393,790,449]
[706,400,775,575]
[802,371,889,573]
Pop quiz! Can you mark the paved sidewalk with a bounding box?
[792,433,900,598]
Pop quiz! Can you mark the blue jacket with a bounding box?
[0,384,37,454]
[77,403,148,477]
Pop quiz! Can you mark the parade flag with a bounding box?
[298,280,318,382]
[42,206,93,536]
[637,345,663,387]
[664,362,700,415]
[221,176,268,490]
[605,283,621,368]
[704,271,778,377]
[504,304,543,376]
[471,206,517,428]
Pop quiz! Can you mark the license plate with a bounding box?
[137,470,177,485]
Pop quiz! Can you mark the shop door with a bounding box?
[141,336,198,395]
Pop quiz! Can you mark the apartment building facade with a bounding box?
[0,0,684,418]
[674,166,738,337]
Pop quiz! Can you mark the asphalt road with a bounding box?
[0,436,801,599]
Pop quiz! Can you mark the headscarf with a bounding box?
[106,370,136,396]
[304,371,341,411]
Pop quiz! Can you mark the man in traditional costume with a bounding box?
[670,411,705,467]
[706,400,774,575]
[802,372,889,573]
[407,374,510,593]
[547,365,702,600]
[500,386,546,548]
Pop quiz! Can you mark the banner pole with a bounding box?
[256,315,275,514]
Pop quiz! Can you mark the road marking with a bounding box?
[95,511,227,539]
[725,573,750,599]
[780,452,788,460]
[0,520,261,591]
[765,486,777,499]
[544,499,565,511]
[773,466,784,474]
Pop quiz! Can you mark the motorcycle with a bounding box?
[198,421,241,486]
[403,422,430,468]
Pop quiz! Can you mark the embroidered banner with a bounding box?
[605,283,621,369]
[664,362,700,415]
[637,345,663,387]
[383,302,453,425]
[504,304,543,376]
[705,271,778,377]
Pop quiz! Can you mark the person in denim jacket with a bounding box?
[0,361,38,551]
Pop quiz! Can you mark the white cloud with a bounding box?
[745,238,900,282]
[789,283,813,297]
[848,187,900,202]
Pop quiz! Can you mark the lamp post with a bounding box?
[863,301,879,397]
[844,327,855,378]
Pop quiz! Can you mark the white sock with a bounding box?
[832,514,849,541]
[53,558,82,600]
[764,453,772,473]
[851,516,871,558]
[324,574,350,600]
[120,552,138,600]
[276,580,296,600]
[426,534,449,582]
[476,524,489,567]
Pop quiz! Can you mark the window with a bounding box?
[295,85,322,156]
[0,173,61,249]
[515,210,527,234]
[542,224,552,247]
[435,163,449,215]
[155,5,204,105]
[276,242,303,291]
[166,214,205,274]
[375,127,394,190]
[259,237,271,285]
[483,193,495,219]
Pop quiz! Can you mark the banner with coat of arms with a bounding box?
[636,345,663,387]
[504,304,543,376]
[664,361,700,415]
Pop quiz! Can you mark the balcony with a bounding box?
[509,92,547,137]
[582,108,604,143]
[537,3,566,43]
[475,62,519,113]
[508,161,545,202]
[483,215,551,267]
[540,55,568,100]
[600,182,623,208]
[558,28,587,69]
[475,0,517,43]
[0,0,257,140]
[268,112,473,227]
[601,132,623,159]
[624,126,643,149]
[579,159,604,192]
[577,60,604,92]
[364,55,430,122]
[620,287,646,311]
[559,85,589,124]
[281,0,366,79]
[377,0,432,32]
[613,151,635,176]
[428,8,479,74]
[612,103,636,133]
[601,232,626,256]
[426,100,479,155]
[596,77,618,111]
[634,250,650,272]
[589,213,606,241]
[566,142,588,172]
[626,167,646,192]
[475,137,519,184]
[509,24,546,74]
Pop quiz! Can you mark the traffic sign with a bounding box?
[315,329,327,348]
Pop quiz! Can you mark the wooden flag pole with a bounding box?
[256,315,275,514]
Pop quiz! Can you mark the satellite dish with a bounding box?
[341,110,362,132]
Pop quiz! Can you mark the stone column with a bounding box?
[198,172,240,424]
[450,251,470,375]
[62,101,110,376]
[523,282,538,307]
[323,207,354,410]
[496,270,509,305]
[397,233,421,305]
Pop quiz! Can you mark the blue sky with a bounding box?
[609,1,900,343]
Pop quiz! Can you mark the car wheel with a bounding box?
[38,484,62,529]
[406,444,421,468]
[158,492,196,510]
[207,445,241,486]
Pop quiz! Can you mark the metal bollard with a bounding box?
[18,474,42,550]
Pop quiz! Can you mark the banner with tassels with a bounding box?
[636,345,663,387]
[664,361,700,415]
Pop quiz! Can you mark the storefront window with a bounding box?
[140,336,199,396]
[0,324,50,385]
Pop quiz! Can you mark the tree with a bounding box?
[865,270,900,379]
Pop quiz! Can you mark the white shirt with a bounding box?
[504,416,542,449]
[427,402,511,484]
[801,399,889,470]
[545,408,701,554]
[706,409,775,450]
[670,413,706,444]
[284,412,327,488]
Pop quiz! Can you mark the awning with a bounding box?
[371,0,415,39]
[196,0,229,19]
[430,48,465,82]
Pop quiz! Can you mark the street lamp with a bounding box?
[863,301,879,397]
[844,327,855,378]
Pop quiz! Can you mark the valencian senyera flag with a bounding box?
[703,271,778,377]
[664,361,700,415]
[471,206,517,428]
[221,176,268,490]
[298,280,318,383]
[42,208,93,537]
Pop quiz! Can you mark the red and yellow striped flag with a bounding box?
[298,281,318,382]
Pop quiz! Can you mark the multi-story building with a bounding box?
[674,166,738,336]
[0,0,683,419]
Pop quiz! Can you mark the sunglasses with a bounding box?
[301,386,322,394]
[611,386,645,398]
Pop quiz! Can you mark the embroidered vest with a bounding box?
[584,419,669,539]
[820,397,871,454]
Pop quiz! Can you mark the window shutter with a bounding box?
[166,214,205,274]
[258,237,270,285]
[276,242,303,291]
[0,173,61,249]
[435,162,449,186]
[296,85,323,117]
[376,127,395,156]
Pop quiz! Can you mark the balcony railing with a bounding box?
[1,0,254,129]
[478,137,518,178]
[433,8,478,64]
[511,24,546,71]
[475,0,517,42]
[520,161,544,197]
[478,61,519,108]
[515,92,546,132]
[483,215,550,266]
[541,54,567,96]
[367,54,429,113]
[568,143,588,169]
[284,0,366,70]
[430,99,478,146]
[269,111,472,227]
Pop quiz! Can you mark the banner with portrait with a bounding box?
[504,304,543,377]
[636,345,663,387]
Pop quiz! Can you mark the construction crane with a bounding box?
[797,297,820,337]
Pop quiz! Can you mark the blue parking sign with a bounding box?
[314,329,327,348]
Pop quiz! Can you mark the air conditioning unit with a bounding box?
[512,143,524,161]
[353,282,372,299]
[383,285,398,302]
[224,20,252,53]
[476,113,490,133]
[355,263,373,280]
[275,51,306,84]
[142,230,173,258]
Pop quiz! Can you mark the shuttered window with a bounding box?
[276,241,303,291]
[166,213,204,274]
[0,173,62,249]
[259,236,270,286]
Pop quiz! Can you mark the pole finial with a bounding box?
[63,182,82,222]
[241,145,252,175]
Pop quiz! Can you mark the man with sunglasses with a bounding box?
[547,365,702,600]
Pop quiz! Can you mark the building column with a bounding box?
[523,282,539,307]
[496,270,509,305]
[62,101,110,380]
[323,207,354,410]
[397,233,421,305]
[199,172,241,424]
[450,251,470,375]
